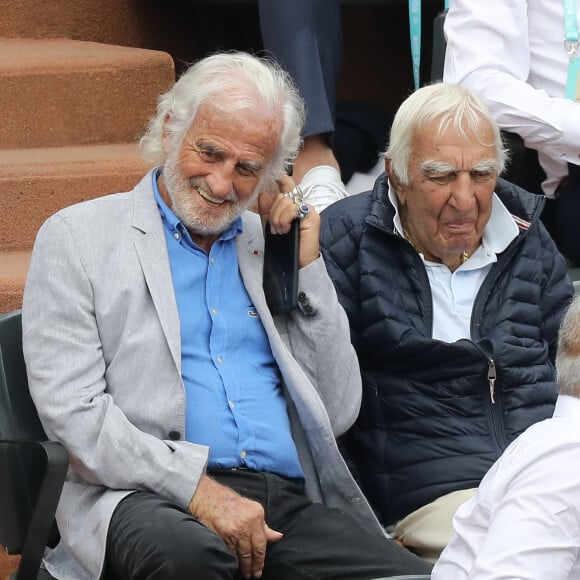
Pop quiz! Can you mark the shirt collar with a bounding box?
[387,180,519,260]
[553,394,580,418]
[152,167,243,243]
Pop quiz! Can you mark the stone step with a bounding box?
[0,143,151,253]
[0,0,204,71]
[0,38,174,149]
[0,0,155,47]
[0,251,31,314]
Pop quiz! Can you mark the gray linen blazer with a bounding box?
[22,171,381,580]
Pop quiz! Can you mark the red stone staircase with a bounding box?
[0,1,190,573]
[0,0,196,314]
[0,0,189,568]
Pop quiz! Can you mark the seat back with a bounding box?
[0,310,46,441]
[0,309,66,580]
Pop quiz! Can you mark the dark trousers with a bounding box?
[258,0,341,138]
[553,164,580,266]
[105,469,432,580]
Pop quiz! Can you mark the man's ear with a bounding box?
[385,158,407,206]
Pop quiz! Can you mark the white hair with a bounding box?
[556,296,580,398]
[385,83,508,186]
[140,51,305,183]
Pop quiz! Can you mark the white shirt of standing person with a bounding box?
[432,395,580,580]
[443,0,580,198]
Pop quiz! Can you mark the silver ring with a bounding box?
[283,185,304,204]
[296,203,310,220]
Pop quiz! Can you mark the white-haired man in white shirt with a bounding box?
[433,295,580,579]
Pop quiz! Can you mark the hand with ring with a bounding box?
[296,203,310,220]
[282,185,304,204]
[257,174,321,268]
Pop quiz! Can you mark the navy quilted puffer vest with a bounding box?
[320,174,573,525]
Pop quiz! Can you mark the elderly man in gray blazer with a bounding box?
[21,52,431,580]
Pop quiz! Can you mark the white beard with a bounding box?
[162,150,259,236]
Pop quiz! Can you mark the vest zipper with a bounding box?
[484,356,508,451]
[488,358,496,404]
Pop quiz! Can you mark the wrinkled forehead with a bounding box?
[192,94,283,141]
[202,84,281,121]
[411,116,496,161]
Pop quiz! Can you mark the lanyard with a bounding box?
[564,0,579,56]
[409,1,449,91]
[409,0,421,90]
[563,0,580,100]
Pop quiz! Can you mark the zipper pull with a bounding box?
[488,359,496,404]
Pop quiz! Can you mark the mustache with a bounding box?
[188,177,237,203]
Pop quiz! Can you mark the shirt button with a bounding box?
[210,257,215,264]
[216,356,223,364]
[240,450,247,459]
[229,400,235,409]
[173,232,180,240]
[211,308,217,315]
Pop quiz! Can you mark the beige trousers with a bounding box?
[388,488,477,563]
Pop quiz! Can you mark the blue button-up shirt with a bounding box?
[153,171,303,479]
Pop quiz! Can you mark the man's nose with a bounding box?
[449,173,476,211]
[206,161,236,198]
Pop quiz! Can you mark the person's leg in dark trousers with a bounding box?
[105,492,238,580]
[214,469,432,580]
[258,0,341,139]
[105,470,431,580]
[258,0,344,186]
[555,164,580,266]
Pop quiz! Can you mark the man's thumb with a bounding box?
[265,525,283,543]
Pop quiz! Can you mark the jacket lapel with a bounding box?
[131,171,182,371]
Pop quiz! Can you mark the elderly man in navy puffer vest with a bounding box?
[319,82,574,563]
